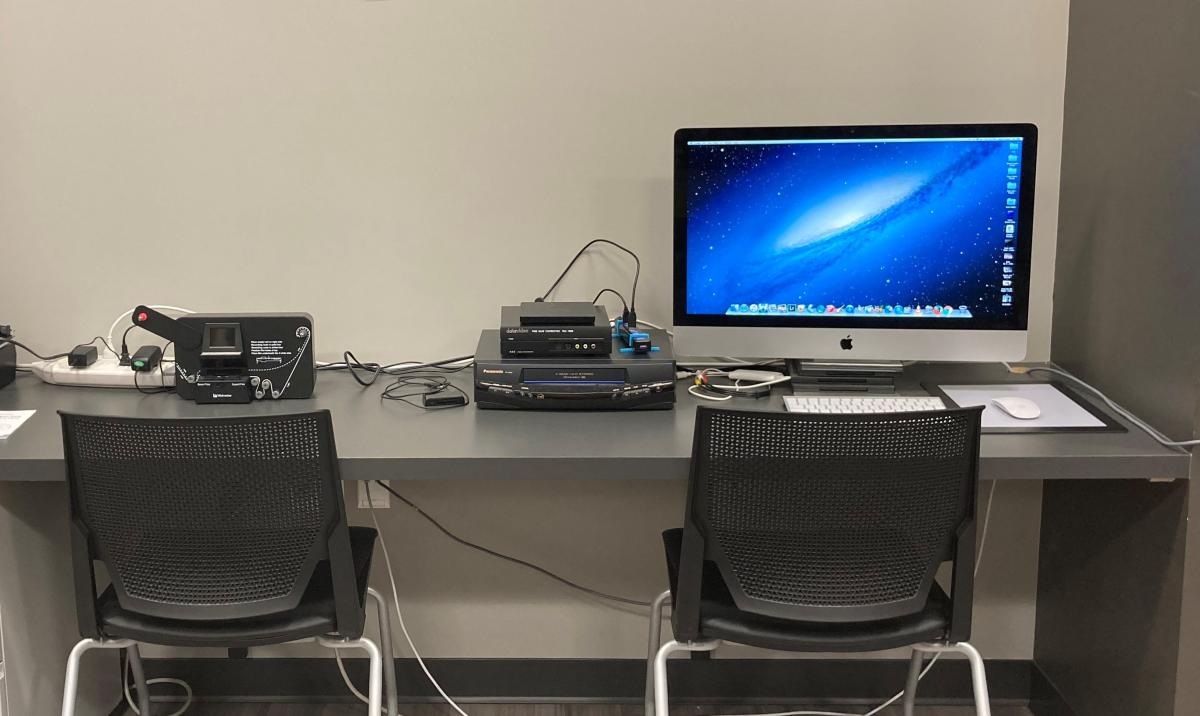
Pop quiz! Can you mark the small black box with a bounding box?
[518,301,601,326]
[500,305,612,357]
[0,340,14,390]
[68,344,98,368]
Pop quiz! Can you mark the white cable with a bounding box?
[689,369,789,401]
[334,649,391,714]
[708,481,1000,716]
[366,483,472,716]
[123,654,192,716]
[975,480,997,578]
[1002,363,1199,448]
[107,305,196,357]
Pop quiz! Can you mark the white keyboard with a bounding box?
[783,395,946,414]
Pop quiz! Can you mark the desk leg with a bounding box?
[1033,479,1188,716]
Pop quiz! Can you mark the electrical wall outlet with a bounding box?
[358,481,390,509]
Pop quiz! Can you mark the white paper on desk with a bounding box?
[0,410,36,439]
[938,384,1106,429]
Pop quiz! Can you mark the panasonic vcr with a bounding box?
[474,329,675,410]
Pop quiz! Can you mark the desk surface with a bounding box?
[0,363,1190,482]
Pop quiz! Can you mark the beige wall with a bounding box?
[1,0,1068,360]
[1,0,1069,665]
[0,484,117,716]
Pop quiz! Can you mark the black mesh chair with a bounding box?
[58,411,398,716]
[646,405,988,716]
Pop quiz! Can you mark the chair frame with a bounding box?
[61,587,397,716]
[58,411,399,716]
[647,406,990,716]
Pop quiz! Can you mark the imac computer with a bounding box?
[672,123,1038,373]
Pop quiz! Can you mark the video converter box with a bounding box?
[499,305,612,357]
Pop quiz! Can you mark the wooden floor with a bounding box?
[130,704,1034,716]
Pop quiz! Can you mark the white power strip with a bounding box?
[31,356,175,389]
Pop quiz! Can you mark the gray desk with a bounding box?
[0,362,1189,483]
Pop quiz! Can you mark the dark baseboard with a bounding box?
[144,657,1072,708]
[1028,664,1078,716]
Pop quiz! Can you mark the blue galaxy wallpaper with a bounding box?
[685,138,1022,319]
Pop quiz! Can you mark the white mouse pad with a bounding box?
[937,383,1108,429]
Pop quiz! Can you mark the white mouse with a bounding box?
[991,396,1041,420]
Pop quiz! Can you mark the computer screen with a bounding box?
[674,125,1036,333]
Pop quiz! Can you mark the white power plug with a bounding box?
[727,369,786,383]
[358,481,390,509]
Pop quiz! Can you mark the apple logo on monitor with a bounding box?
[840,335,854,350]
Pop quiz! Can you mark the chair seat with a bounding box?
[663,528,950,652]
[97,527,377,648]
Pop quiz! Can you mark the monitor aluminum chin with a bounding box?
[672,325,1028,363]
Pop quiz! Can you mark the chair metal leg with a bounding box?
[367,587,399,716]
[319,636,384,715]
[644,589,671,716]
[126,644,153,716]
[652,639,720,716]
[902,649,923,716]
[957,642,992,716]
[61,638,134,716]
[912,641,992,716]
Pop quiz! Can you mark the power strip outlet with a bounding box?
[358,481,390,509]
[31,356,175,389]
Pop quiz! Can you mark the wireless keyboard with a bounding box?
[783,395,946,414]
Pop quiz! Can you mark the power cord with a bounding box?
[122,649,192,716]
[337,480,654,713]
[591,288,630,316]
[539,238,642,326]
[3,333,118,367]
[1003,363,1199,448]
[326,353,474,389]
[372,480,651,607]
[366,482,472,716]
[687,369,791,402]
[381,369,472,409]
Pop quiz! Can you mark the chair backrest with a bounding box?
[681,405,983,625]
[60,410,355,624]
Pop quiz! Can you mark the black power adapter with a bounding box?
[68,344,98,368]
[422,392,467,408]
[130,345,163,372]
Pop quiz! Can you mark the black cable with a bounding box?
[539,239,641,318]
[342,350,389,387]
[0,334,114,361]
[372,480,652,607]
[334,353,474,387]
[93,335,117,356]
[159,341,175,393]
[0,339,69,361]
[591,288,629,314]
[132,369,168,395]
[381,371,471,409]
[120,324,137,363]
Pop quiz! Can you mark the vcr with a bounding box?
[474,329,675,410]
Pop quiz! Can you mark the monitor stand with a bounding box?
[787,359,904,394]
